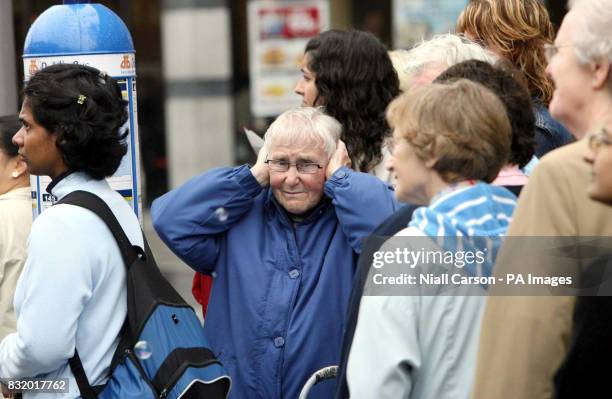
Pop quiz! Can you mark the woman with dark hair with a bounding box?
[295,29,400,180]
[457,0,573,157]
[434,59,536,195]
[0,64,143,398]
[0,115,30,342]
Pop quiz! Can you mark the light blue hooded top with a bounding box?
[348,183,516,399]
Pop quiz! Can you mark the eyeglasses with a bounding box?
[588,129,612,153]
[265,159,324,174]
[544,43,575,62]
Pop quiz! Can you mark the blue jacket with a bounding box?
[533,101,573,157]
[151,165,397,399]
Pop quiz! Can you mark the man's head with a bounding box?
[546,0,612,137]
[402,34,497,90]
[263,107,341,215]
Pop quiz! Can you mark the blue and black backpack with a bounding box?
[59,191,231,399]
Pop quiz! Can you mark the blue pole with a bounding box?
[23,1,141,220]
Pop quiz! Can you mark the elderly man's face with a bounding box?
[268,140,328,215]
[545,10,592,138]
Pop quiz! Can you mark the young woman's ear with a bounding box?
[11,156,28,179]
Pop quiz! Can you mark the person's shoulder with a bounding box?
[31,203,102,237]
[535,140,587,178]
[395,225,424,237]
[373,204,420,236]
[0,197,30,217]
[0,200,31,236]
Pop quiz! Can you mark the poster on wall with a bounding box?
[248,0,330,118]
[392,0,468,49]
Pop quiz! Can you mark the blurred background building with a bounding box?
[1,0,569,207]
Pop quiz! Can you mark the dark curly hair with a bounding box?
[0,114,21,158]
[24,64,128,179]
[305,29,400,172]
[434,59,535,168]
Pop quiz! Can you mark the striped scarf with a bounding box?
[408,182,517,279]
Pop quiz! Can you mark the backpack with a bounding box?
[58,191,231,399]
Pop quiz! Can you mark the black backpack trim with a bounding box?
[152,347,219,392]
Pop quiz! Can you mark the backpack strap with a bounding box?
[57,190,142,399]
[58,190,141,266]
[68,350,99,399]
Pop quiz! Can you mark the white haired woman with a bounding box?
[152,107,398,399]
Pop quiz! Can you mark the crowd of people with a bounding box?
[1,0,612,398]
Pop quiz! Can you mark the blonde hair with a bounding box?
[457,0,555,104]
[386,79,511,183]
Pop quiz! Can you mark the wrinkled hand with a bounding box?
[250,146,270,187]
[326,140,352,179]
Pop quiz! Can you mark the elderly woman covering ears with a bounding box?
[152,107,398,399]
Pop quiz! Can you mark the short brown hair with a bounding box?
[386,79,511,183]
[457,0,554,104]
[434,59,535,168]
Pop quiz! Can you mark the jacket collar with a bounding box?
[46,171,106,202]
[264,188,331,227]
[46,170,74,195]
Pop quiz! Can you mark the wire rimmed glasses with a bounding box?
[265,159,324,174]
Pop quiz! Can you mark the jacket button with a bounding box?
[288,269,300,279]
[273,336,285,348]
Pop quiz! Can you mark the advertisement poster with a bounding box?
[248,0,330,117]
[393,0,468,49]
